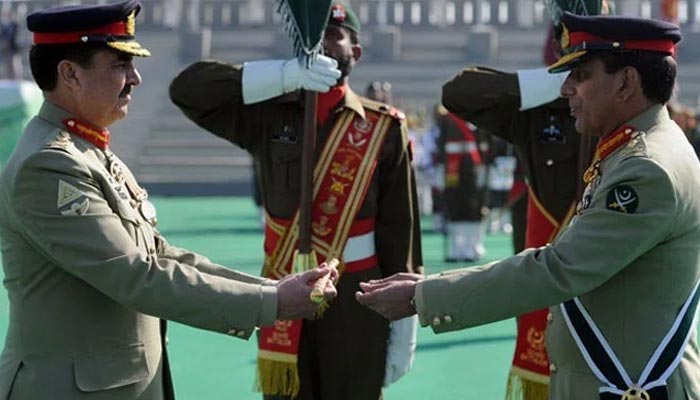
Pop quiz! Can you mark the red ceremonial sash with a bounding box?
[256,108,392,397]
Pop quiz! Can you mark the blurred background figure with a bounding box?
[486,137,516,235]
[669,102,700,160]
[365,80,393,104]
[435,106,490,262]
[0,9,21,80]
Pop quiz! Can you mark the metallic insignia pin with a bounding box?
[140,199,157,225]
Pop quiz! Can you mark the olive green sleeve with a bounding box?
[441,67,522,143]
[169,60,265,154]
[155,235,273,286]
[13,149,278,335]
[414,155,677,332]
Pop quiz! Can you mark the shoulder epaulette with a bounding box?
[44,130,74,152]
[612,130,647,162]
[360,97,406,121]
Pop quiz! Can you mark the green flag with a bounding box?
[545,0,612,25]
[277,0,334,65]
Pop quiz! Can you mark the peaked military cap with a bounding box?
[27,0,150,57]
[549,12,680,72]
[328,3,360,34]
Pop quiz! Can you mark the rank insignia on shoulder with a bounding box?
[57,179,89,216]
[606,185,638,214]
[57,180,83,208]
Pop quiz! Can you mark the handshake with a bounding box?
[275,261,422,322]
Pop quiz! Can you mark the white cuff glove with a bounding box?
[384,315,418,387]
[242,55,341,104]
[517,67,570,111]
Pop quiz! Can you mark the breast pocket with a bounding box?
[531,140,578,200]
[265,141,302,199]
[73,343,150,392]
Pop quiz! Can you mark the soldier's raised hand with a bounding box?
[242,55,341,104]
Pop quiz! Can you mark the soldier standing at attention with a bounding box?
[358,13,700,400]
[0,1,339,398]
[434,108,490,262]
[170,3,423,400]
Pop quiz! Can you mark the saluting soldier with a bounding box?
[0,1,338,399]
[358,13,700,400]
[169,3,423,400]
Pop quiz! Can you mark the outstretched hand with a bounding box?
[355,273,422,321]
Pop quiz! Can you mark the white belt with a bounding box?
[343,231,375,262]
[445,142,477,154]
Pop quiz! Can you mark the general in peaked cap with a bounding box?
[549,12,681,72]
[26,0,150,57]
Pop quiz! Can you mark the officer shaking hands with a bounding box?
[0,1,337,399]
[358,13,700,400]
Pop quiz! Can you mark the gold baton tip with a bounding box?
[310,258,340,303]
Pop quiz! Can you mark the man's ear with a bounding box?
[57,60,81,89]
[352,44,362,62]
[617,66,641,103]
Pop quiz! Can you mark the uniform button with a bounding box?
[546,159,554,167]
[444,315,453,324]
[549,363,558,373]
[165,336,170,345]
[227,329,237,336]
[237,331,246,338]
[432,316,441,326]
[547,312,554,323]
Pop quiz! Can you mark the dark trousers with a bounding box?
[264,267,390,400]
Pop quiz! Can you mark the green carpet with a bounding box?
[0,195,652,398]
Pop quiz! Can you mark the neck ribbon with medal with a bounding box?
[62,118,157,226]
[577,125,636,216]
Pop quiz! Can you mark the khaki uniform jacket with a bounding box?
[169,61,423,277]
[415,105,700,399]
[442,67,590,221]
[0,102,278,400]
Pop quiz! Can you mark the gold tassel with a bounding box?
[505,372,549,400]
[255,358,300,397]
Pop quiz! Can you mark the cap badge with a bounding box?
[126,10,136,36]
[560,24,570,49]
[331,5,346,23]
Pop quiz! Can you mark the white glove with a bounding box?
[384,315,418,387]
[242,55,341,104]
[517,67,570,111]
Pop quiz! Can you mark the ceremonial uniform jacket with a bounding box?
[434,112,489,222]
[169,61,423,278]
[415,104,700,399]
[0,102,277,400]
[442,66,588,222]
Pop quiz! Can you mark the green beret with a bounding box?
[329,3,360,34]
